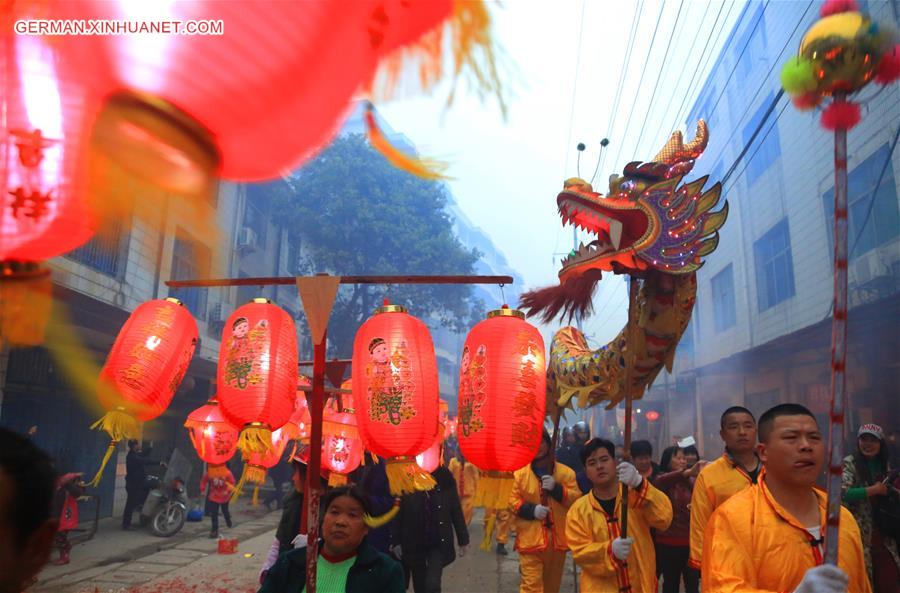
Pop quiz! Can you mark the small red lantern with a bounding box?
[237,427,291,504]
[458,305,546,508]
[185,397,239,469]
[353,301,440,495]
[89,297,197,485]
[322,410,364,487]
[416,429,444,474]
[646,410,660,422]
[285,376,312,443]
[217,298,298,459]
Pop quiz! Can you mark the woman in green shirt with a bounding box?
[841,423,899,593]
[259,486,404,593]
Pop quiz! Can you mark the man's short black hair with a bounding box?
[720,406,755,429]
[580,438,616,466]
[758,404,817,443]
[0,427,57,547]
[321,485,372,518]
[630,439,653,459]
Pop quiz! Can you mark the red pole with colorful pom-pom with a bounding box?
[781,0,899,565]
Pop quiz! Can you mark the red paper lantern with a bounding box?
[285,377,312,442]
[185,398,239,466]
[236,426,291,503]
[59,0,456,182]
[458,305,546,508]
[217,298,298,459]
[322,410,364,486]
[353,301,440,494]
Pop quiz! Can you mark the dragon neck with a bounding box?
[548,271,697,412]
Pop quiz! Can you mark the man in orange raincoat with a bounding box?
[702,404,872,593]
[509,430,579,593]
[566,437,673,593]
[448,449,479,526]
[689,406,761,570]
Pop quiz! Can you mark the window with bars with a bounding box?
[741,91,781,186]
[168,233,210,320]
[754,219,796,312]
[65,222,124,277]
[711,264,737,332]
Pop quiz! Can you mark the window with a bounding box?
[822,143,899,258]
[169,234,210,320]
[243,199,268,247]
[711,264,737,332]
[754,219,795,311]
[733,3,767,80]
[741,92,781,185]
[65,221,124,277]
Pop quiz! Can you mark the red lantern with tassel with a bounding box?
[353,301,439,495]
[458,305,546,509]
[235,427,291,505]
[89,298,198,485]
[184,397,239,477]
[322,410,364,487]
[217,298,298,461]
[1,4,102,347]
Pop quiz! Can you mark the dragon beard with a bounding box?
[519,268,603,324]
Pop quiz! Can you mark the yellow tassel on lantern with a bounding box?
[231,463,267,503]
[237,424,274,456]
[363,103,449,180]
[87,440,119,488]
[87,407,142,487]
[364,497,401,529]
[0,264,52,348]
[251,485,260,507]
[480,512,497,551]
[384,457,436,496]
[328,473,349,488]
[472,471,515,509]
[207,464,230,480]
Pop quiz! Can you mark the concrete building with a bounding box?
[638,0,900,455]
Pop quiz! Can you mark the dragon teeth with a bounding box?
[609,220,623,250]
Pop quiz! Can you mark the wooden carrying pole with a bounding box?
[166,274,514,593]
[620,277,640,540]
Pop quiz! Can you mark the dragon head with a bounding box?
[522,121,728,322]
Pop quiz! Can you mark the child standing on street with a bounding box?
[201,465,234,538]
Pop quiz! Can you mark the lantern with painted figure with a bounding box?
[322,410,364,487]
[185,397,239,478]
[353,301,439,495]
[234,427,291,504]
[458,305,546,509]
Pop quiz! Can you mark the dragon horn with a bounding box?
[653,130,684,164]
[682,120,709,157]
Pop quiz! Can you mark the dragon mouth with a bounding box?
[557,190,650,278]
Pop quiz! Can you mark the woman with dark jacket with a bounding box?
[652,446,705,593]
[842,423,900,593]
[391,464,469,593]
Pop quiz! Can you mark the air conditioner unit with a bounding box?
[236,227,258,252]
[851,250,888,287]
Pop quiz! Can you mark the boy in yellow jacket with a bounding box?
[509,430,579,593]
[448,450,479,525]
[702,403,871,593]
[689,405,761,570]
[566,437,673,592]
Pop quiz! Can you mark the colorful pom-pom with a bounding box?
[875,44,900,84]
[781,58,818,94]
[791,92,822,112]
[820,0,859,18]
[820,100,861,130]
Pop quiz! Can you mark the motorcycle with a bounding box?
[139,475,190,537]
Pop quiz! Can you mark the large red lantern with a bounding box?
[57,0,461,182]
[1,5,101,346]
[353,301,440,495]
[217,298,298,459]
[322,410,364,487]
[88,298,197,484]
[184,397,239,469]
[458,305,546,508]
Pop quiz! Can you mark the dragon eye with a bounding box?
[620,180,636,192]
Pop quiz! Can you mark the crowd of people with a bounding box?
[1,402,898,593]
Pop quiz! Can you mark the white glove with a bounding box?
[540,475,556,492]
[291,533,308,549]
[390,545,403,560]
[793,565,849,593]
[617,462,643,488]
[533,504,550,520]
[458,544,468,557]
[611,537,633,560]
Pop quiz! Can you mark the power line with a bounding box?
[608,1,667,173]
[593,0,644,184]
[723,98,788,193]
[849,124,900,258]
[706,0,814,174]
[664,0,727,138]
[720,89,784,187]
[633,0,686,159]
[707,1,770,121]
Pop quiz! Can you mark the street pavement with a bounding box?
[31,506,580,593]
